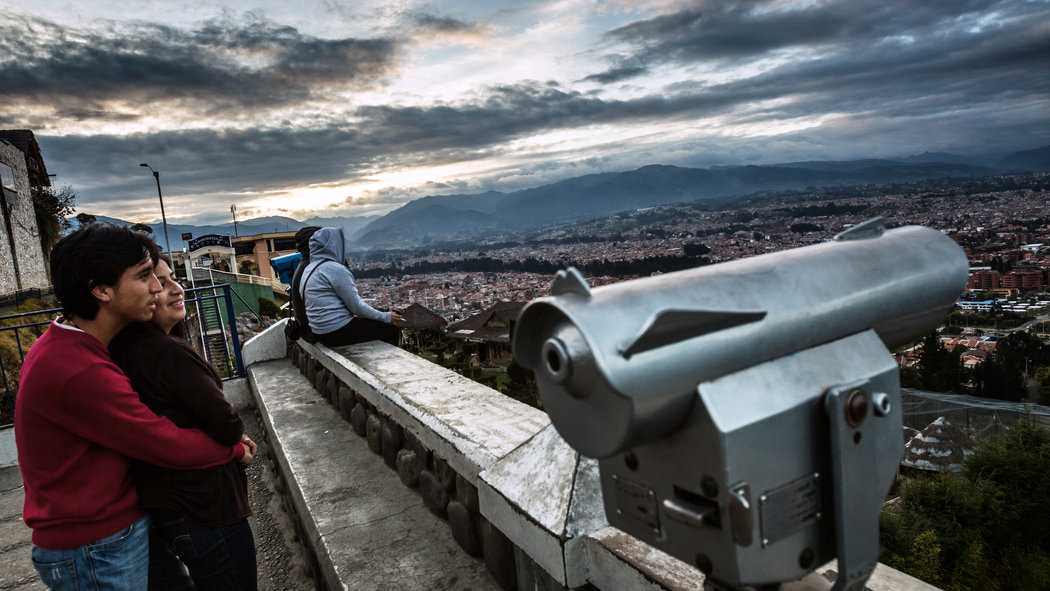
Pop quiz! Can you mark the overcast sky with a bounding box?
[2,0,1048,226]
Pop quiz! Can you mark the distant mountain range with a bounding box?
[79,214,377,251]
[348,145,1049,249]
[80,146,1049,251]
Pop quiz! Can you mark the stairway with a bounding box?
[194,288,234,378]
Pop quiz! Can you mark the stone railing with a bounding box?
[240,320,936,591]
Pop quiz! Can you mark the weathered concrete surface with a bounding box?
[222,377,254,413]
[0,429,16,468]
[478,424,592,586]
[583,526,706,591]
[241,319,287,368]
[302,340,550,484]
[248,358,497,591]
[806,560,939,591]
[0,467,44,590]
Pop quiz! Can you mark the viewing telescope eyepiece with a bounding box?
[540,323,596,396]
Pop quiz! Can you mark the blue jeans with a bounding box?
[149,516,257,591]
[31,514,151,590]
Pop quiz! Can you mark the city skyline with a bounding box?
[2,0,1048,226]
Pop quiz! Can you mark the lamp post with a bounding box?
[139,163,173,263]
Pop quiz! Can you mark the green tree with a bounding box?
[881,416,1050,590]
[944,346,966,393]
[1036,366,1050,405]
[905,530,943,587]
[30,185,76,261]
[75,212,96,226]
[129,222,153,234]
[916,332,948,391]
[946,537,991,591]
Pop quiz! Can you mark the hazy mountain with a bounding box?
[894,151,999,166]
[996,145,1050,172]
[300,215,377,239]
[76,214,376,251]
[350,152,1035,248]
[77,145,1046,252]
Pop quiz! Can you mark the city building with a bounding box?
[233,231,298,281]
[0,130,49,296]
[967,269,1000,290]
[1001,269,1044,292]
[446,301,525,365]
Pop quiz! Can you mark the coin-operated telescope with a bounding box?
[513,219,968,591]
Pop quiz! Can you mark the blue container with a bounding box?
[270,252,302,284]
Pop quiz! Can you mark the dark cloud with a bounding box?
[0,11,398,112]
[592,0,1048,81]
[408,13,481,36]
[8,0,1047,224]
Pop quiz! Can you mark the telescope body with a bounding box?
[514,223,968,459]
[512,221,968,590]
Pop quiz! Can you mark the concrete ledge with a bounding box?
[268,340,938,591]
[248,358,494,590]
[222,378,254,413]
[241,318,287,367]
[300,340,550,483]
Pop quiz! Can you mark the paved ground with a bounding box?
[0,466,42,590]
[242,406,317,590]
[0,405,313,591]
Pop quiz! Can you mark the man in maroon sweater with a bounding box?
[15,224,256,590]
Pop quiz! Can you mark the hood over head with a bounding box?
[308,227,346,263]
[295,226,322,255]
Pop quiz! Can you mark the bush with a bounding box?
[880,416,1050,590]
[0,299,56,424]
[258,297,284,318]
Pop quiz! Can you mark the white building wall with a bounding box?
[0,140,48,295]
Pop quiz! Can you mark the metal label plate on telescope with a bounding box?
[759,473,822,547]
[612,475,660,530]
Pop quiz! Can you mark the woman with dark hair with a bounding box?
[110,256,257,590]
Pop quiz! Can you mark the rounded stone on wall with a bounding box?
[350,403,368,436]
[396,449,420,488]
[455,474,480,516]
[481,516,518,591]
[336,385,355,420]
[419,470,450,519]
[365,413,383,455]
[324,373,338,404]
[433,456,457,493]
[312,367,326,394]
[448,500,482,557]
[403,430,430,473]
[380,420,403,469]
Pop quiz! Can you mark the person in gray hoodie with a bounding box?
[301,227,403,347]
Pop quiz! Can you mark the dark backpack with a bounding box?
[286,261,328,344]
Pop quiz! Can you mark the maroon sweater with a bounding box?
[15,322,244,550]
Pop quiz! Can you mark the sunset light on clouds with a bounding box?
[1,0,1047,225]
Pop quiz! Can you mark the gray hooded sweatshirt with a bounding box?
[301,227,391,334]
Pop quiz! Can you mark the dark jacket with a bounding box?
[290,226,321,343]
[109,322,251,526]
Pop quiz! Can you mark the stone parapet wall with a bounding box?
[0,141,48,295]
[240,321,937,591]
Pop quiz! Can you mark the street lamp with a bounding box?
[139,163,173,263]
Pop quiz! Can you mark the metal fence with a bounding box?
[0,284,246,430]
[902,388,1050,440]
